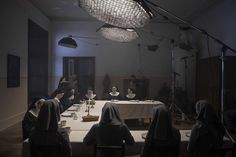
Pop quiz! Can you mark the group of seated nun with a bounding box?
[80,85,136,101]
[82,100,225,157]
[24,99,71,157]
[142,100,225,157]
[106,86,136,100]
[23,81,225,157]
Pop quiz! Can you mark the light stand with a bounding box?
[145,0,236,142]
[182,57,188,93]
[221,46,227,123]
[170,39,175,110]
[181,55,194,95]
[169,40,189,121]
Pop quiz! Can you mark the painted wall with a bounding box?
[50,21,181,99]
[0,0,50,131]
[193,0,236,58]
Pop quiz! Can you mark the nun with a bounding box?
[60,86,75,110]
[83,102,135,157]
[84,88,97,100]
[141,105,180,157]
[29,100,71,157]
[22,97,45,140]
[187,100,225,157]
[107,86,123,100]
[125,88,136,100]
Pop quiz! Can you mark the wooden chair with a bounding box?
[94,144,125,157]
[30,143,62,157]
[148,145,180,157]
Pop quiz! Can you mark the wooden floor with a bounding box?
[0,122,22,157]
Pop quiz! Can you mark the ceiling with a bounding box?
[28,0,220,22]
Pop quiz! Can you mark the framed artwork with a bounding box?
[7,54,20,87]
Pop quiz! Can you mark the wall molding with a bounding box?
[0,111,25,132]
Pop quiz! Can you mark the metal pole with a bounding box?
[221,47,226,123]
[184,59,188,93]
[171,40,175,109]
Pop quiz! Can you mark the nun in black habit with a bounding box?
[22,97,45,140]
[83,102,135,157]
[107,86,123,100]
[141,104,180,157]
[29,99,71,157]
[187,100,225,157]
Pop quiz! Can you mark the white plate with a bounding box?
[61,112,72,117]
[67,107,78,111]
[73,104,82,107]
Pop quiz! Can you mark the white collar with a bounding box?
[126,93,136,99]
[54,97,60,103]
[109,92,120,96]
[29,109,39,118]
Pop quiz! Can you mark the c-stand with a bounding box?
[168,40,189,121]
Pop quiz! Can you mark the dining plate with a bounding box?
[61,112,73,117]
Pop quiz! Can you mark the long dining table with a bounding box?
[21,100,212,157]
[59,100,163,131]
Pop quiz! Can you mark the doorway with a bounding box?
[63,57,95,97]
[28,20,48,103]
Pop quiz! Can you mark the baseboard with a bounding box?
[0,111,25,132]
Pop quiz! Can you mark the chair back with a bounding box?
[94,144,125,157]
[150,145,180,157]
[30,143,61,157]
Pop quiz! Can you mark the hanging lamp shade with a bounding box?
[97,24,139,42]
[58,36,77,48]
[78,0,153,28]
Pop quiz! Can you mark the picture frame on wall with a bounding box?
[7,54,20,88]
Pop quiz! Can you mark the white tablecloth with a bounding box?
[60,101,104,131]
[114,100,163,119]
[22,130,192,157]
[60,100,162,131]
